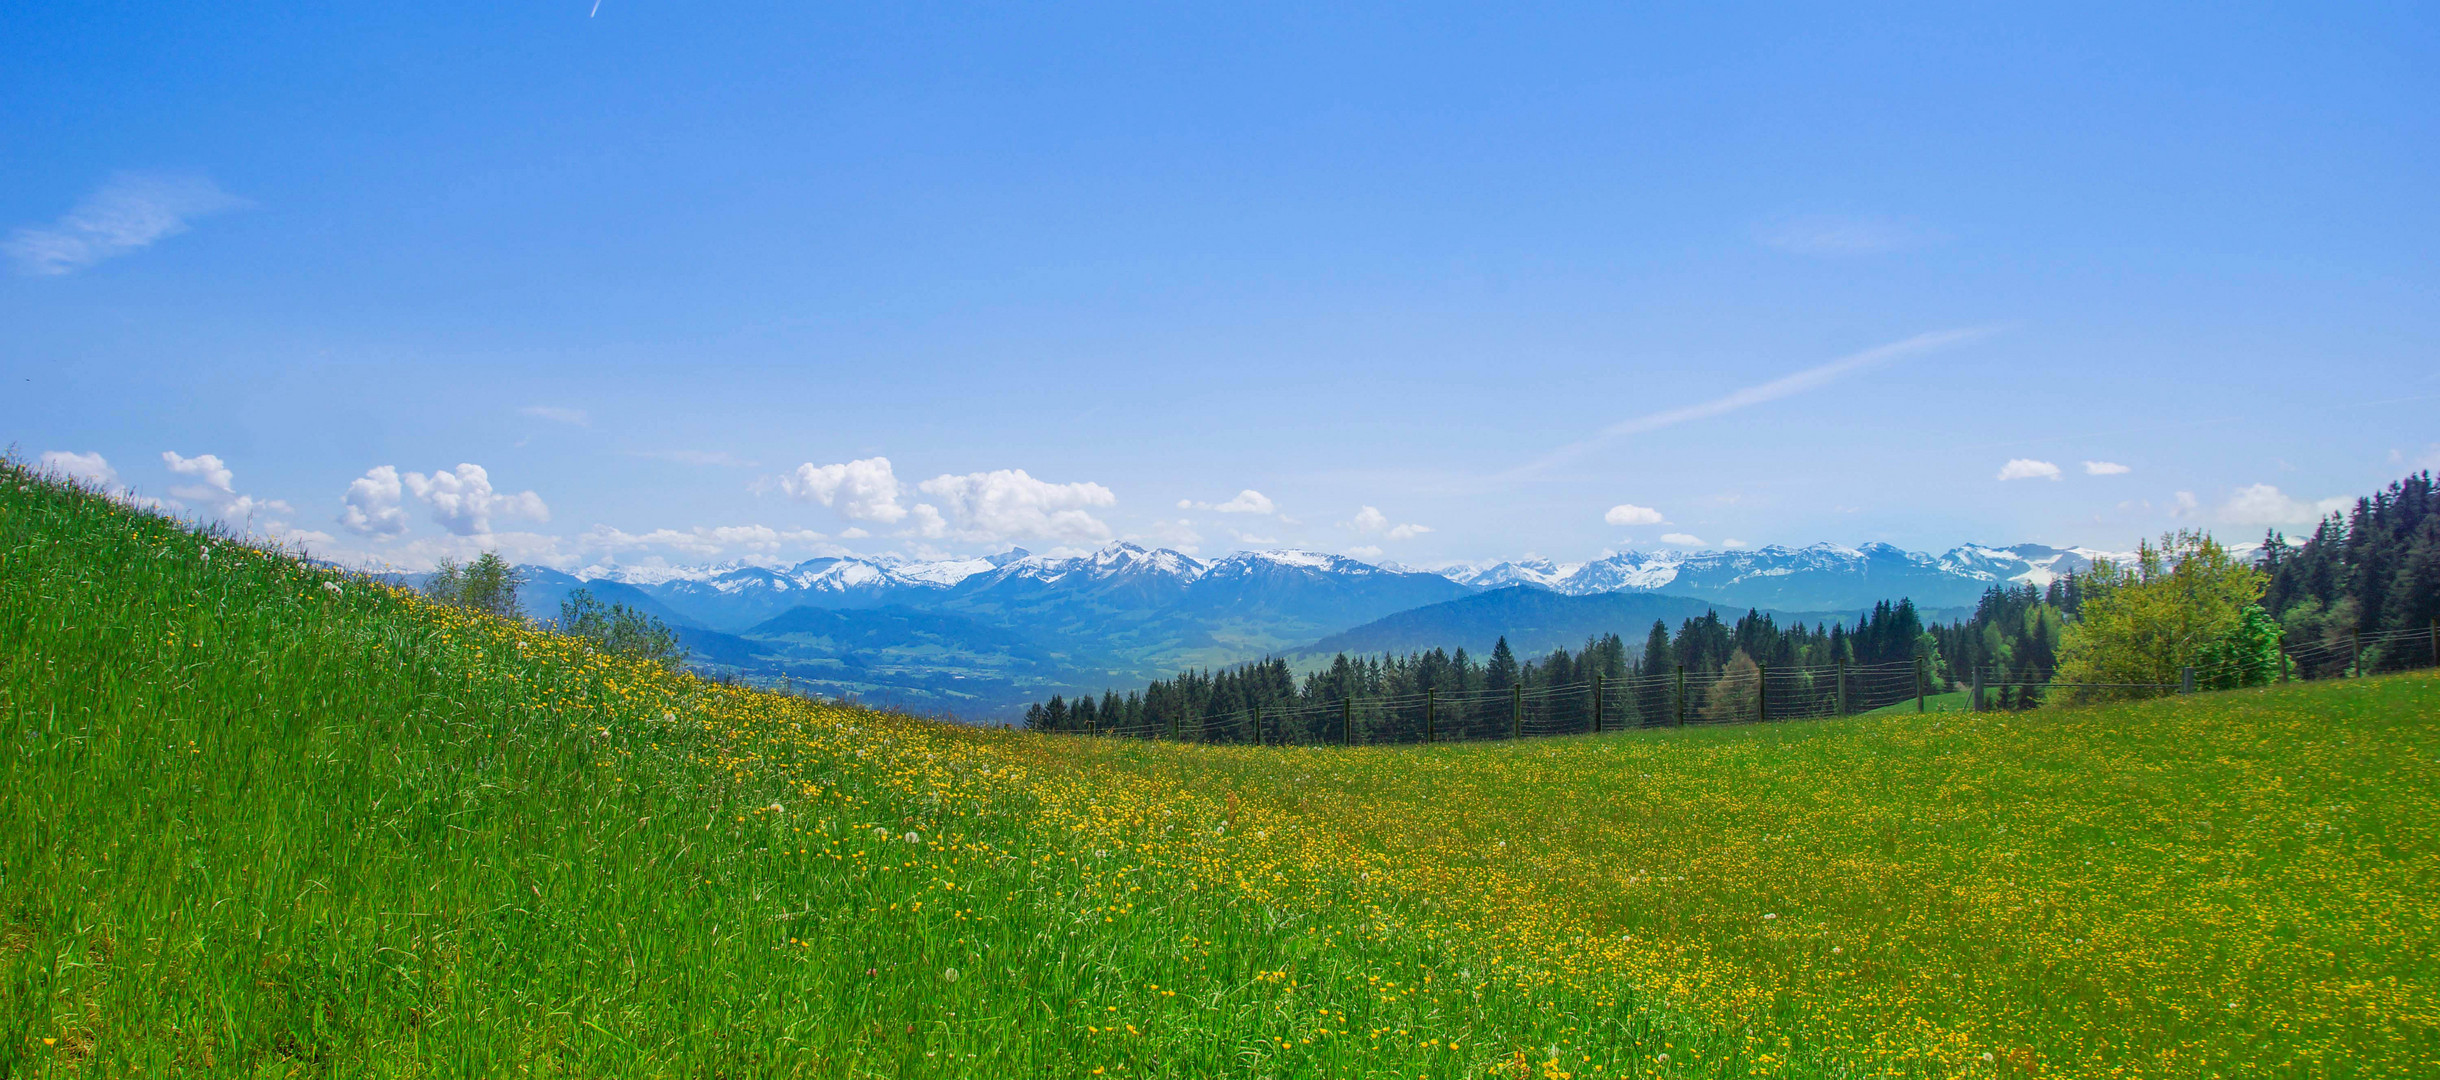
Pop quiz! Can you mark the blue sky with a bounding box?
[5,2,2435,571]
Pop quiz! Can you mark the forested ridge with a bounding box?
[1027,471,2440,738]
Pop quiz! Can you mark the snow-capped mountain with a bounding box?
[1429,542,2132,612]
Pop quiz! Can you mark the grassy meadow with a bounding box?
[4,464,2436,1078]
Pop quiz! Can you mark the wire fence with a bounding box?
[1060,621,2440,747]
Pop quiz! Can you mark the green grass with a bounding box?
[1857,689,1971,715]
[5,464,2436,1078]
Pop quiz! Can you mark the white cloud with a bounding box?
[1756,215,1929,256]
[1346,545,1384,559]
[1722,538,1749,549]
[401,463,549,536]
[163,451,293,523]
[782,457,909,524]
[2083,460,2131,476]
[914,468,1117,544]
[1176,489,1278,515]
[2217,484,2351,526]
[1341,505,1433,542]
[1229,529,1280,545]
[339,465,410,537]
[520,405,590,426]
[39,450,117,488]
[1660,532,1706,546]
[163,450,235,495]
[7,172,247,276]
[2172,491,2200,518]
[1604,503,1664,526]
[1997,458,2063,482]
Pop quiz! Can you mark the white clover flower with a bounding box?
[873,827,890,841]
[941,967,959,983]
[321,581,343,595]
[903,831,921,844]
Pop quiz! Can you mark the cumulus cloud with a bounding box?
[1661,532,1706,546]
[1604,503,1664,526]
[7,172,248,276]
[2217,484,2352,526]
[2171,491,2200,518]
[339,465,410,537]
[782,457,909,524]
[2083,460,2131,476]
[1341,505,1431,542]
[39,450,117,488]
[914,469,1117,545]
[1997,458,2063,482]
[401,463,549,536]
[164,451,293,523]
[520,405,589,426]
[1179,489,1278,515]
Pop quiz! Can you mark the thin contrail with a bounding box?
[1508,326,1999,479]
[590,0,602,16]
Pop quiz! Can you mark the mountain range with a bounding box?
[457,539,2128,721]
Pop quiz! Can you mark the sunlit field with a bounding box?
[5,465,2434,1078]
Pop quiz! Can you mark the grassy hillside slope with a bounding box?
[4,466,2435,1078]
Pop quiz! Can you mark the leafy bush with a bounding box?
[2054,530,2272,700]
[422,551,524,620]
[557,587,689,671]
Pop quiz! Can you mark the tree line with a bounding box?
[1023,597,1952,737]
[1024,470,2440,734]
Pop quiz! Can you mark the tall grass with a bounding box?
[4,463,2434,1077]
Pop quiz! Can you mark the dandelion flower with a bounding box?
[942,967,959,983]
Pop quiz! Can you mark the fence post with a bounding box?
[1341,697,1352,746]
[2180,666,2194,695]
[1971,670,1983,712]
[1836,658,1848,716]
[1675,664,1686,727]
[1592,675,1604,734]
[1756,663,1768,723]
[2430,619,2438,669]
[1425,688,1436,744]
[1511,685,1522,739]
[1915,656,1926,713]
[1170,711,1180,740]
[2351,631,2361,677]
[1251,704,1262,745]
